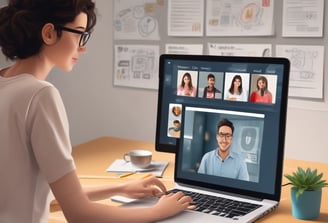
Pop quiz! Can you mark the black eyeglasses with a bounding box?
[56,26,90,47]
[217,132,233,140]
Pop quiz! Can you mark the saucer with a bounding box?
[134,163,156,172]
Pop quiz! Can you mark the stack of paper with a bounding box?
[106,159,169,177]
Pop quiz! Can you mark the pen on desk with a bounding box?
[119,172,135,178]
[141,173,153,179]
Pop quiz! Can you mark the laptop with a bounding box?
[124,54,290,223]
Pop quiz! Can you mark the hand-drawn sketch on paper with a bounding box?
[113,0,161,40]
[282,0,324,37]
[114,45,160,89]
[276,45,324,99]
[206,0,274,36]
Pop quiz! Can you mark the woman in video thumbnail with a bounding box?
[177,72,196,97]
[250,76,272,104]
[225,75,247,101]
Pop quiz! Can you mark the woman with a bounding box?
[0,1,192,223]
[250,76,272,103]
[225,75,247,101]
[177,72,196,97]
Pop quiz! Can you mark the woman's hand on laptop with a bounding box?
[119,175,167,198]
[152,191,194,219]
[116,175,195,220]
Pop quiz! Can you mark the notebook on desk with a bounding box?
[124,54,290,223]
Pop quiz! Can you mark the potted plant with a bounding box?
[284,167,328,220]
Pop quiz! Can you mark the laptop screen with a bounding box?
[155,54,289,200]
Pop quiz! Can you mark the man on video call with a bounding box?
[198,118,249,181]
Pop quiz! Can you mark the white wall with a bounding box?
[1,0,327,163]
[47,0,159,146]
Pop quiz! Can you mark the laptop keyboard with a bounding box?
[169,189,262,220]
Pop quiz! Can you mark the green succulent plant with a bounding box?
[284,167,328,199]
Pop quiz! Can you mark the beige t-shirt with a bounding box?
[0,74,75,223]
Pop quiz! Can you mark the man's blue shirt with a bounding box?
[197,148,249,181]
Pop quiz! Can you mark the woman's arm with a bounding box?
[83,175,166,201]
[50,170,192,223]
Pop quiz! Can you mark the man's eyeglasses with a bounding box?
[56,26,90,47]
[217,132,233,140]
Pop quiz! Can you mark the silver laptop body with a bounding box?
[125,55,290,223]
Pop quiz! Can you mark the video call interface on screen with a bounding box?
[156,54,289,194]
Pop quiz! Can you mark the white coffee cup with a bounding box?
[123,150,152,169]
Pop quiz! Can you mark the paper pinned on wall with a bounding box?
[206,0,274,36]
[168,0,204,36]
[282,0,324,37]
[113,0,161,40]
[276,44,324,99]
[113,44,160,89]
[165,44,203,55]
[208,43,272,57]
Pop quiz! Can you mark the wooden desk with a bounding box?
[49,137,328,223]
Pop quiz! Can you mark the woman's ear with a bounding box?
[41,23,57,45]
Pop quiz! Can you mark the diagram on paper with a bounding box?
[206,0,274,36]
[276,45,324,99]
[114,45,160,89]
[113,0,161,40]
